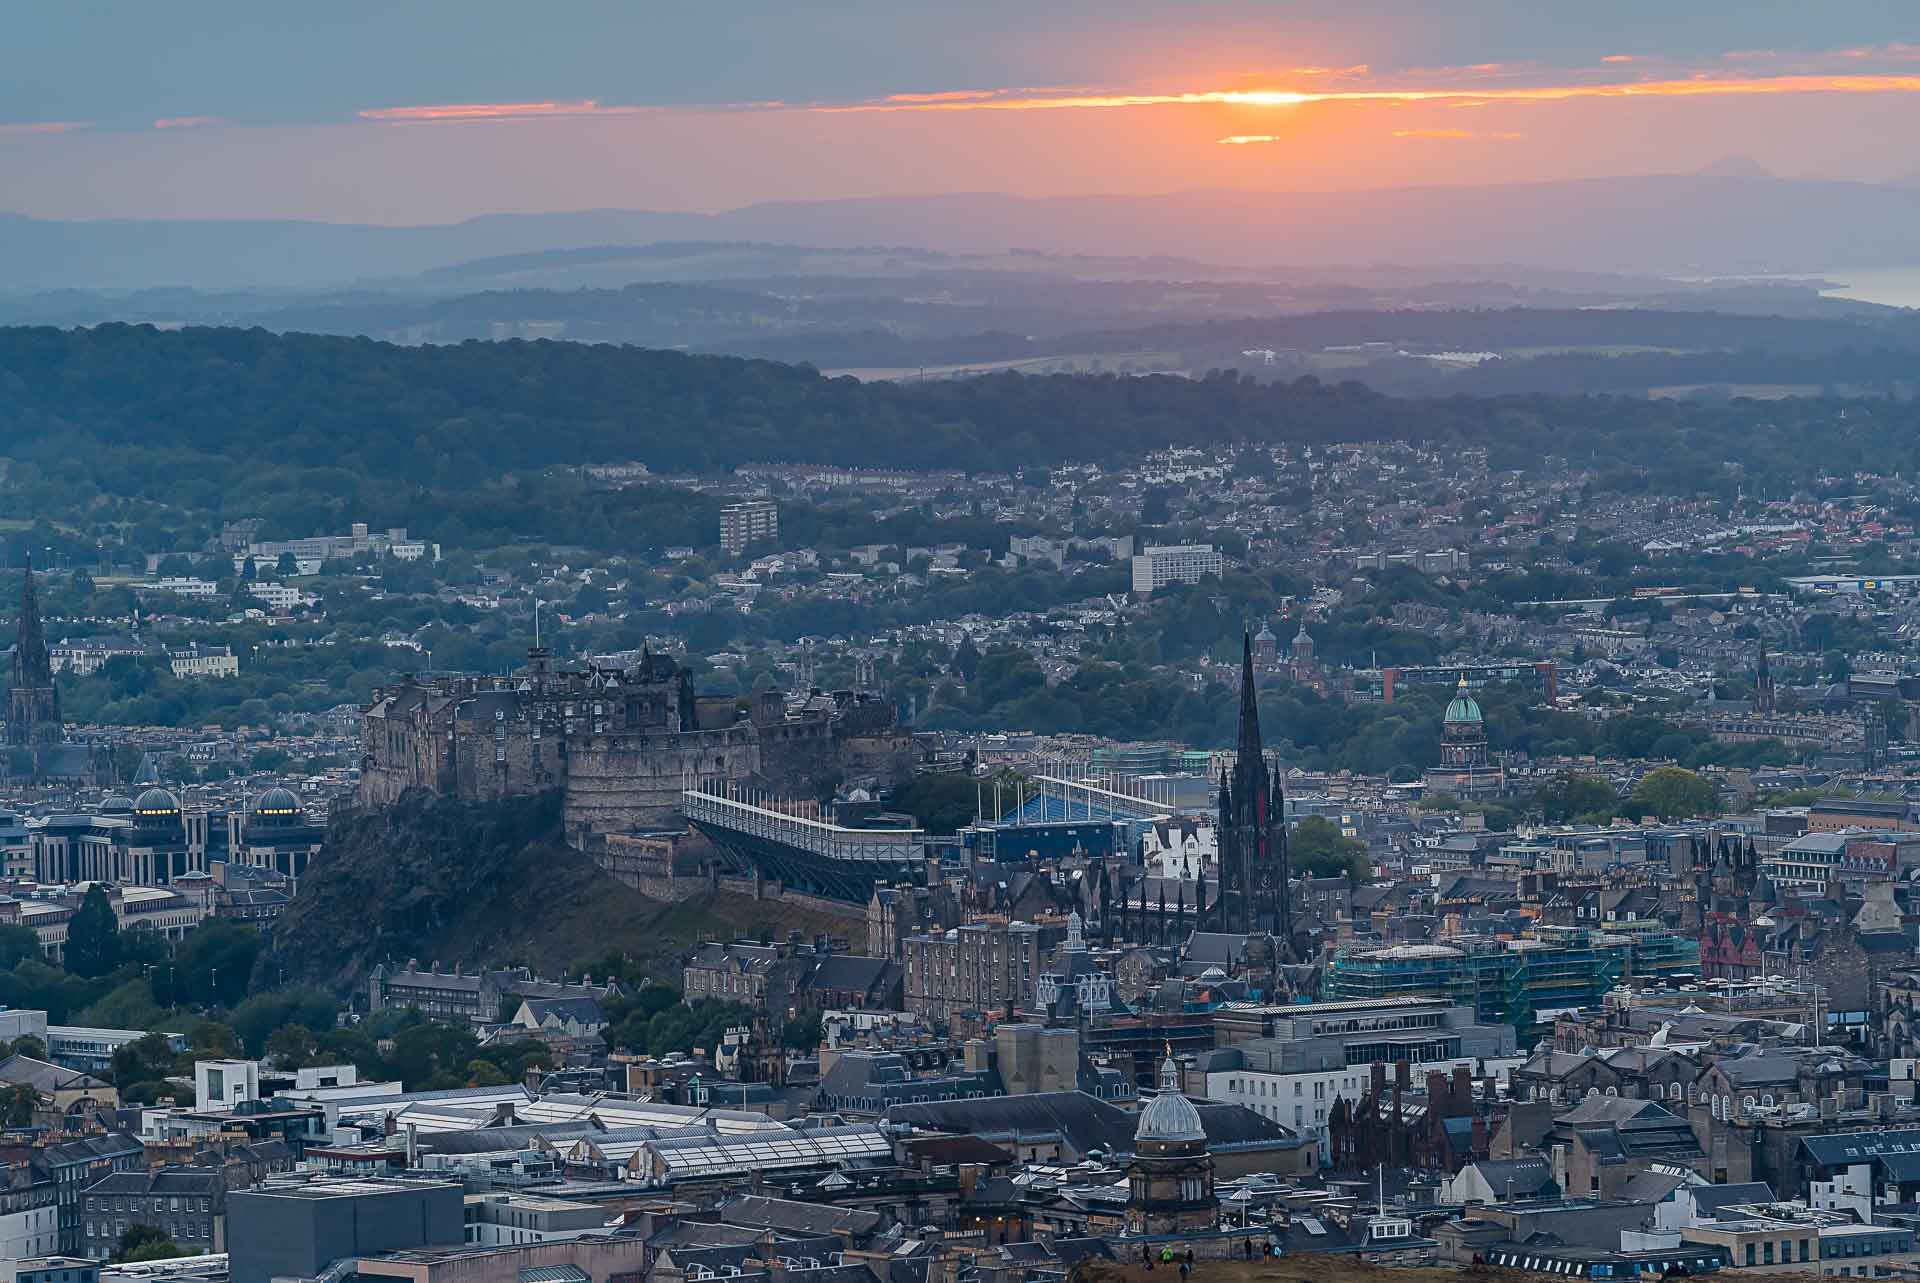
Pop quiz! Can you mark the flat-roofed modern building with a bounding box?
[226,1177,464,1283]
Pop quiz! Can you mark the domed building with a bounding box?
[1125,1055,1216,1236]
[1251,623,1279,674]
[29,782,324,892]
[1423,675,1505,798]
[233,786,325,883]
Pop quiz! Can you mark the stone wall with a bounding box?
[592,830,860,922]
[562,725,758,847]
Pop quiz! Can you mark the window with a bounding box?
[1746,1245,1756,1267]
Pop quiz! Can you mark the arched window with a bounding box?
[1606,1087,1618,1097]
[1588,1087,1600,1098]
[1761,1094,1775,1107]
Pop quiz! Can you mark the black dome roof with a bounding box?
[132,787,180,815]
[251,787,304,819]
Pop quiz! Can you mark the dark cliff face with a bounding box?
[264,788,601,990]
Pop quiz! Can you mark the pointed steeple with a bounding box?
[8,553,60,752]
[1237,628,1264,768]
[13,554,50,689]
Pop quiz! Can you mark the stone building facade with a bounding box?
[359,646,914,848]
[902,920,1044,1020]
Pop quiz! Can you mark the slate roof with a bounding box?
[83,1166,225,1196]
[1465,1158,1557,1197]
[883,1089,1296,1157]
[519,997,606,1027]
[717,1194,884,1241]
[1689,1182,1779,1218]
[0,1054,110,1094]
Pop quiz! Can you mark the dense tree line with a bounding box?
[9,325,1920,514]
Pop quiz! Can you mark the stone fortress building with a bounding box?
[359,643,915,848]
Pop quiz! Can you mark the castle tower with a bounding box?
[1755,644,1775,716]
[1218,630,1294,953]
[8,555,60,749]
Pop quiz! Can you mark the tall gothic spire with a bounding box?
[1237,628,1264,770]
[1218,627,1295,953]
[8,554,60,750]
[13,554,49,690]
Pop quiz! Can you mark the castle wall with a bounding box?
[562,725,758,846]
[450,719,563,801]
[359,708,451,807]
[757,713,842,799]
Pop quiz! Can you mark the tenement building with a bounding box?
[359,645,913,848]
[903,920,1044,1020]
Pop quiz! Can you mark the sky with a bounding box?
[8,2,1920,222]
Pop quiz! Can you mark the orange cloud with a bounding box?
[808,73,1920,114]
[153,116,220,130]
[1217,134,1282,145]
[1601,55,1646,64]
[0,120,90,137]
[358,99,657,122]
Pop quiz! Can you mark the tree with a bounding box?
[275,551,299,577]
[0,1082,37,1126]
[187,1019,240,1058]
[952,635,981,684]
[782,1010,824,1050]
[112,1225,186,1264]
[465,1058,509,1087]
[230,986,338,1058]
[172,921,261,1007]
[265,1024,318,1068]
[6,1035,46,1062]
[110,1033,181,1104]
[64,885,121,978]
[1288,815,1371,883]
[1533,774,1619,824]
[0,925,42,971]
[1628,766,1719,820]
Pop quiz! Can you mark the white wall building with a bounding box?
[1130,544,1224,596]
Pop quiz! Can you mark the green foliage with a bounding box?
[0,926,44,971]
[187,1019,240,1058]
[0,1082,36,1126]
[890,771,1014,834]
[1628,766,1720,820]
[1533,774,1621,824]
[5,1035,46,1062]
[167,922,261,1008]
[230,986,340,1058]
[112,1225,186,1264]
[64,885,122,979]
[264,1024,319,1068]
[1289,816,1371,883]
[110,1033,183,1104]
[782,1010,824,1050]
[605,997,752,1057]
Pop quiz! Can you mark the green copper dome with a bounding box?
[1443,676,1482,724]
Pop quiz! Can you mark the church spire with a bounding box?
[14,554,49,689]
[8,554,60,750]
[1237,628,1264,768]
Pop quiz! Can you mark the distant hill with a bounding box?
[264,791,857,992]
[8,171,1920,288]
